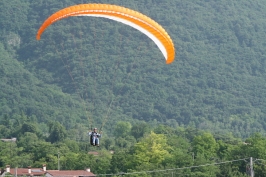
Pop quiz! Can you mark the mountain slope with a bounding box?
[1,0,266,137]
[0,41,90,128]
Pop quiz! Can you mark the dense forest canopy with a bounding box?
[2,0,266,137]
[2,0,266,176]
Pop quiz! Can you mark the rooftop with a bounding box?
[1,165,96,177]
[46,170,95,177]
[0,138,17,142]
[7,168,45,176]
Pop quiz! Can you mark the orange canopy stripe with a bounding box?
[36,4,175,64]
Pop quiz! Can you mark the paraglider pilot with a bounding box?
[88,128,101,146]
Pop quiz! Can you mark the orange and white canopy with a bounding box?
[36,4,175,64]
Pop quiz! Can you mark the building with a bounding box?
[1,165,45,176]
[46,169,95,177]
[0,138,17,142]
[0,165,96,177]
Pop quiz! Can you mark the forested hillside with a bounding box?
[2,0,266,137]
[3,0,266,176]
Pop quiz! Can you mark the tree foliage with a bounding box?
[2,0,266,176]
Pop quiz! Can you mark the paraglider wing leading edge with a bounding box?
[36,4,175,64]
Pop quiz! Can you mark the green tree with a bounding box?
[0,125,11,138]
[63,139,79,153]
[109,150,131,174]
[17,132,39,152]
[31,141,56,162]
[164,135,193,169]
[192,132,218,160]
[60,152,79,170]
[231,133,266,176]
[131,122,150,140]
[21,122,37,134]
[102,137,115,150]
[114,121,132,138]
[132,132,171,168]
[48,121,67,143]
[190,154,220,177]
[91,150,112,174]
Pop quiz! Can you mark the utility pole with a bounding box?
[58,151,60,170]
[10,142,12,158]
[250,157,254,177]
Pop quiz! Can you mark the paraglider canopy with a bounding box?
[36,3,175,64]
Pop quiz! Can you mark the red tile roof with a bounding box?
[8,168,45,176]
[46,170,96,177]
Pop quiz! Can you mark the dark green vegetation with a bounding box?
[1,120,266,176]
[1,0,266,175]
[1,0,266,137]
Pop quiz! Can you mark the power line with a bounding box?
[96,158,248,176]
